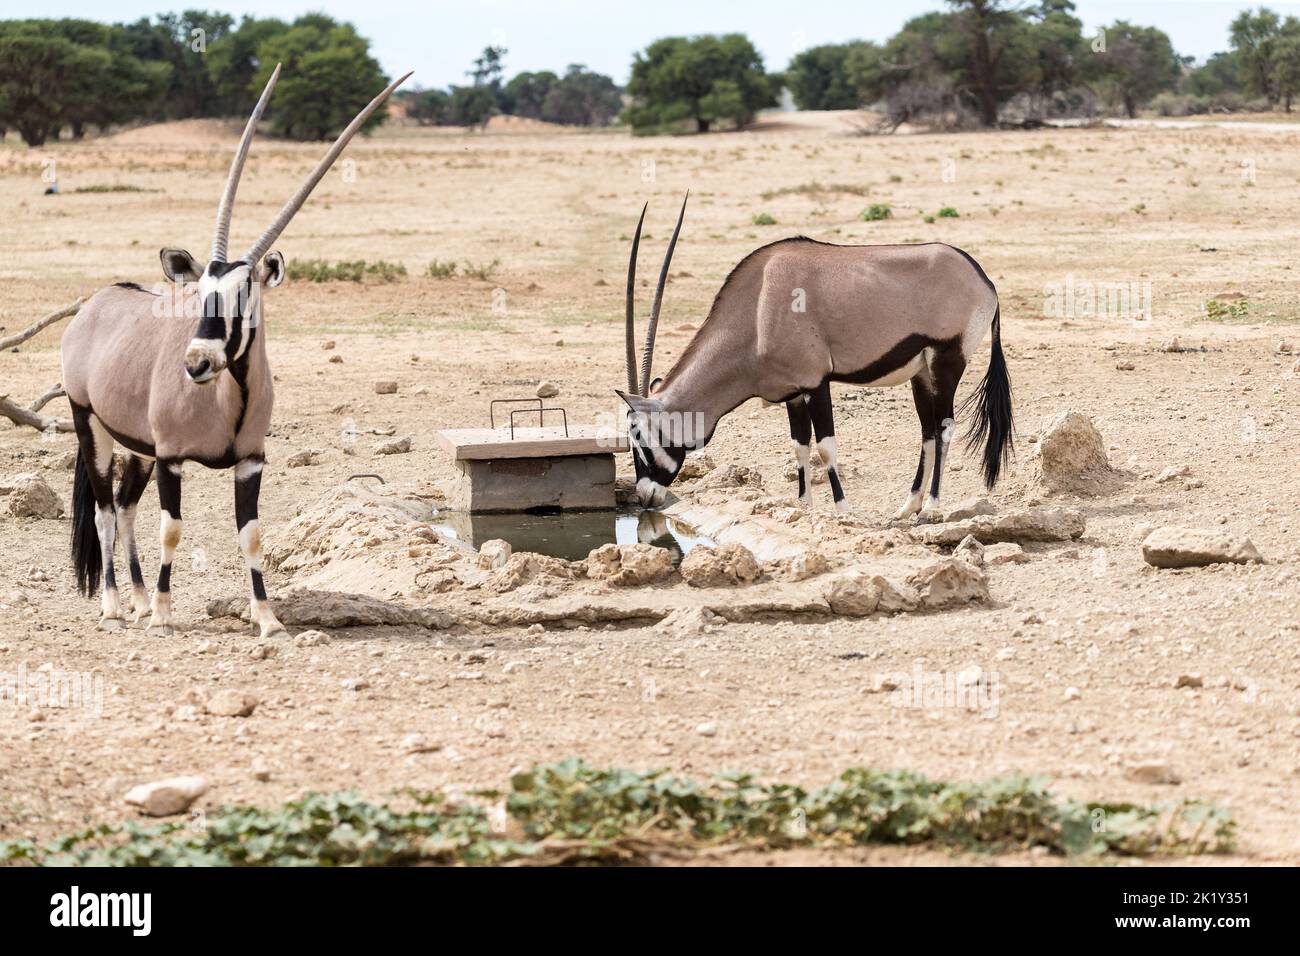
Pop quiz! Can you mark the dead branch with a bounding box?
[0,297,84,352]
[0,394,73,432]
[29,383,66,412]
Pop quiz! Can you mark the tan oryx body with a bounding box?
[619,203,1013,517]
[60,65,410,637]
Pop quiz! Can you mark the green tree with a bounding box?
[785,43,870,110]
[624,34,774,133]
[1088,21,1180,117]
[206,15,289,115]
[446,84,497,128]
[1229,7,1283,106]
[504,70,558,119]
[403,88,450,125]
[1273,17,1300,110]
[1185,51,1242,97]
[0,26,111,146]
[252,14,389,140]
[540,65,621,125]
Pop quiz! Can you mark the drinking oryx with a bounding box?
[61,65,410,636]
[617,199,1013,518]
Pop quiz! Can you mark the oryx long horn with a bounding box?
[625,203,648,395]
[211,63,281,263]
[240,70,413,264]
[639,192,688,396]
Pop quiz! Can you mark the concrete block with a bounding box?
[450,454,616,513]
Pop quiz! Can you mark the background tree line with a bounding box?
[0,11,388,146]
[776,1,1300,128]
[6,2,1300,146]
[400,45,622,129]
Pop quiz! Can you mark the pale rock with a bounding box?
[374,380,398,395]
[677,453,717,481]
[904,558,989,609]
[2,473,64,519]
[206,690,259,717]
[917,507,1085,546]
[944,497,996,522]
[1141,527,1263,568]
[983,542,1029,565]
[376,436,412,455]
[585,543,675,586]
[286,449,322,468]
[661,606,723,635]
[1175,673,1204,689]
[535,381,559,398]
[293,629,330,647]
[678,544,760,588]
[477,539,512,571]
[124,776,208,816]
[1033,411,1125,497]
[953,535,985,566]
[695,721,717,737]
[1155,465,1190,484]
[1124,761,1181,785]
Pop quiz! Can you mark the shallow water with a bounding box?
[432,509,711,563]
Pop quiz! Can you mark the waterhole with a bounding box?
[432,509,712,563]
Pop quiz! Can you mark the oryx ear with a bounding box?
[160,248,201,283]
[615,389,660,416]
[261,250,286,288]
[647,376,664,394]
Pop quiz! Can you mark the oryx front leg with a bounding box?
[115,453,155,623]
[785,396,813,507]
[149,461,182,636]
[235,458,285,639]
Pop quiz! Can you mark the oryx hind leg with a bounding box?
[149,460,182,635]
[923,342,967,513]
[785,395,813,507]
[70,407,123,630]
[807,382,847,512]
[115,453,155,623]
[235,458,286,639]
[895,368,937,520]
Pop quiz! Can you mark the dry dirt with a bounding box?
[1,113,1298,864]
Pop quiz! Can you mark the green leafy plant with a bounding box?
[287,259,407,283]
[861,203,892,221]
[751,212,777,225]
[760,181,870,200]
[425,259,459,278]
[3,760,1234,867]
[937,206,960,218]
[461,258,501,280]
[1206,298,1249,320]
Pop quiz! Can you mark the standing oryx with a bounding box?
[61,65,410,637]
[617,199,1013,518]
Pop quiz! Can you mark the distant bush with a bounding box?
[288,259,407,282]
[752,212,777,225]
[461,258,501,280]
[425,259,458,278]
[937,207,960,218]
[861,203,892,221]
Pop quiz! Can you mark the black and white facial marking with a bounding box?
[616,390,688,508]
[159,248,285,384]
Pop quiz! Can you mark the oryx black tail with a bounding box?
[959,305,1014,488]
[72,447,102,597]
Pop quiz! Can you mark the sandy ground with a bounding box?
[1,112,1298,864]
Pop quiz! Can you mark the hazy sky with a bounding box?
[20,1,1300,88]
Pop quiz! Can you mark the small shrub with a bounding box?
[923,215,936,224]
[462,258,501,281]
[937,206,960,218]
[72,184,154,194]
[752,212,777,226]
[760,181,870,200]
[426,259,458,278]
[287,259,407,283]
[1206,298,1248,321]
[861,203,892,222]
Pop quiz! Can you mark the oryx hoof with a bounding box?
[97,617,124,633]
[146,623,174,637]
[258,623,289,640]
